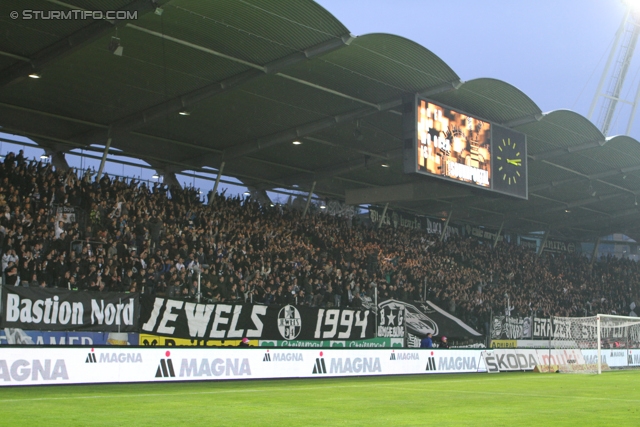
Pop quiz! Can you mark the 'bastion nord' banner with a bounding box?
[139,296,375,341]
[1,286,139,332]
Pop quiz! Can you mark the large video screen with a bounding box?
[405,97,527,199]
[416,100,492,187]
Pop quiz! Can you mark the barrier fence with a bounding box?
[2,347,639,386]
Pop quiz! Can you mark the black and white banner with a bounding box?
[139,296,375,341]
[491,316,532,339]
[379,299,481,347]
[532,317,552,339]
[368,208,461,238]
[1,286,139,332]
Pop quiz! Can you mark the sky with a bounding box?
[316,0,639,137]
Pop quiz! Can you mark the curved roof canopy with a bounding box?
[2,0,640,240]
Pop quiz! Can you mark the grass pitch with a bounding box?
[1,371,639,426]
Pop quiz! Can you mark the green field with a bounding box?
[1,372,639,426]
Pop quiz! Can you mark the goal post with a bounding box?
[596,314,640,374]
[550,314,640,374]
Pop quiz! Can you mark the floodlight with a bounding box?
[108,37,123,56]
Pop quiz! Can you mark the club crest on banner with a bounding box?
[278,305,302,340]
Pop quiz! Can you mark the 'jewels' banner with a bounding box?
[139,295,375,341]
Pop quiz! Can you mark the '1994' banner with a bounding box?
[139,295,374,341]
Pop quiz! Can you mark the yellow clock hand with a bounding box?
[506,158,521,166]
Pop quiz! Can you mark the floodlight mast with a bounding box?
[588,5,640,135]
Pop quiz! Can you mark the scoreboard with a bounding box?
[403,97,527,199]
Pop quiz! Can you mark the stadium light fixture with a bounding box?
[178,109,191,116]
[565,209,571,213]
[292,140,302,145]
[624,0,640,13]
[152,0,164,15]
[635,195,638,206]
[381,163,390,168]
[152,174,160,179]
[353,120,364,141]
[40,154,49,160]
[243,191,251,196]
[320,205,326,209]
[108,37,123,56]
[28,72,41,79]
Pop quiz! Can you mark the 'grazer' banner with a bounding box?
[139,296,375,341]
[1,286,139,332]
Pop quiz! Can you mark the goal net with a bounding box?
[549,314,640,374]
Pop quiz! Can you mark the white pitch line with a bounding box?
[0,383,370,403]
[376,385,640,403]
[0,372,635,403]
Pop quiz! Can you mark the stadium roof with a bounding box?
[2,0,640,241]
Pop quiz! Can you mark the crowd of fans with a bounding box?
[1,150,638,335]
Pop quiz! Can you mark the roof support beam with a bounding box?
[186,98,405,168]
[302,181,317,218]
[440,211,453,242]
[533,159,640,195]
[283,149,402,188]
[502,113,543,128]
[161,171,181,190]
[344,180,470,205]
[493,221,504,248]
[536,193,621,214]
[211,161,226,202]
[96,136,112,179]
[558,207,639,229]
[591,238,601,266]
[537,229,550,259]
[0,51,29,62]
[41,147,70,172]
[243,81,461,185]
[74,32,354,146]
[302,136,392,160]
[418,81,463,97]
[378,203,389,229]
[0,0,164,88]
[529,139,606,161]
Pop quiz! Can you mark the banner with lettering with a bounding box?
[379,299,482,347]
[520,237,577,254]
[139,296,375,341]
[490,316,532,340]
[1,286,139,332]
[0,329,138,346]
[368,208,461,238]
